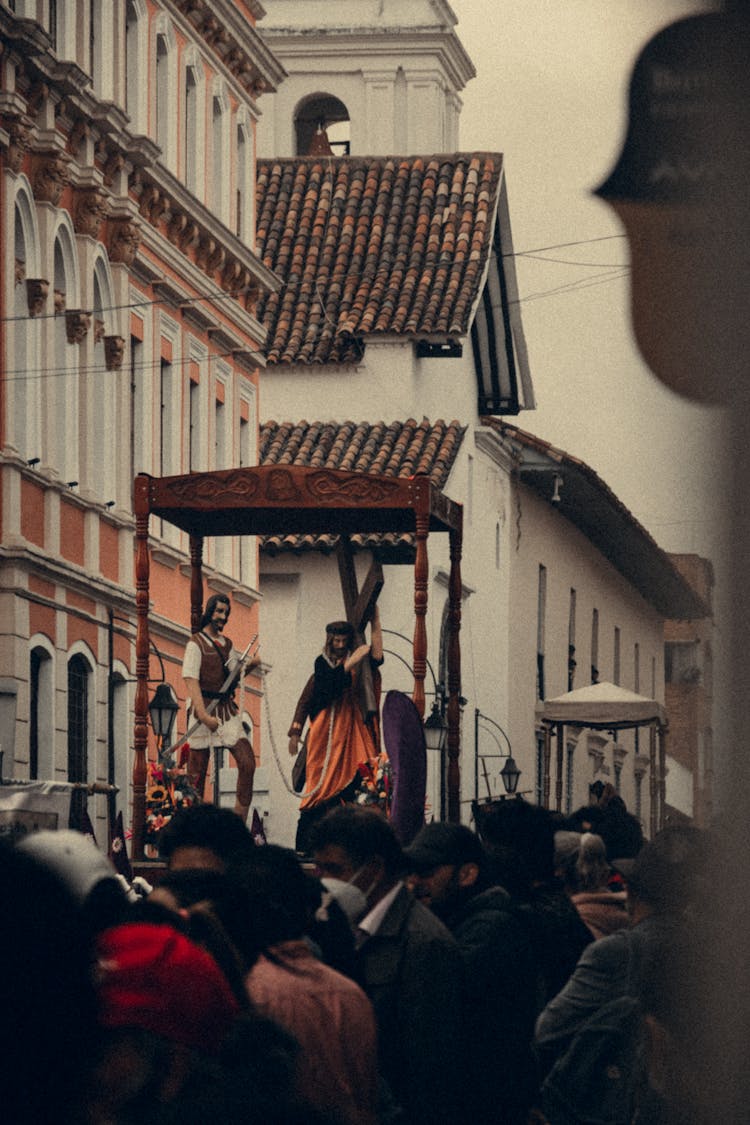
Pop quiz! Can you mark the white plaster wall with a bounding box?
[505,484,666,826]
[261,343,476,424]
[665,755,694,819]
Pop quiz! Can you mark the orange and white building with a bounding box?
[0,1,283,839]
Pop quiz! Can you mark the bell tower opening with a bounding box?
[295,94,350,156]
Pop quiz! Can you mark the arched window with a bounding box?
[67,653,91,828]
[236,111,253,242]
[184,50,205,196]
[92,255,118,504]
[211,83,230,222]
[294,93,350,156]
[52,219,80,484]
[10,186,41,462]
[154,19,176,169]
[29,644,54,781]
[125,0,148,132]
[111,669,131,817]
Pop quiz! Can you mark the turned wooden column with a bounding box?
[411,482,430,721]
[446,521,463,823]
[132,477,151,862]
[189,534,204,632]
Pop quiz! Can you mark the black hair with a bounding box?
[158,804,256,867]
[475,798,556,894]
[200,593,231,631]
[309,805,404,879]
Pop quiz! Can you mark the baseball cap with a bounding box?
[95,923,241,1054]
[404,822,485,872]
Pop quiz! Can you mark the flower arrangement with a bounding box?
[354,752,393,813]
[144,752,200,850]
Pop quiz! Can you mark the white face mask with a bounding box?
[320,877,368,924]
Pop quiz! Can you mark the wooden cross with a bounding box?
[336,536,383,720]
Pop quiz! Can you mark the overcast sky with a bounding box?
[451,0,728,571]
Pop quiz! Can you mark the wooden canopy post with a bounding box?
[446,522,463,822]
[658,723,667,830]
[649,722,658,838]
[555,723,565,812]
[411,482,430,721]
[132,477,151,863]
[543,725,553,808]
[189,534,204,632]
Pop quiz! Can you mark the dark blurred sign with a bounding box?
[596,12,750,204]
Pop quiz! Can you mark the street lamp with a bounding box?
[500,755,521,795]
[475,708,522,799]
[423,695,448,753]
[147,683,179,746]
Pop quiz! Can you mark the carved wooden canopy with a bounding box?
[130,465,464,861]
[135,465,463,539]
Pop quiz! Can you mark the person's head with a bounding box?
[158,804,256,872]
[310,805,404,909]
[324,620,354,662]
[611,824,709,918]
[404,822,489,916]
[1,840,98,1125]
[476,798,556,896]
[574,831,612,892]
[200,593,231,633]
[17,828,130,934]
[553,829,583,888]
[91,921,243,1122]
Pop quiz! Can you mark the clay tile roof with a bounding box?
[256,153,503,365]
[259,417,465,556]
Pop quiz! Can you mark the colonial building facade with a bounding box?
[0,1,283,838]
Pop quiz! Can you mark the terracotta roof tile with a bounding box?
[259,417,465,555]
[256,153,503,365]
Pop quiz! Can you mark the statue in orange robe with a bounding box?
[289,608,383,853]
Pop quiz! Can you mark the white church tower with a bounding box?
[255,0,476,156]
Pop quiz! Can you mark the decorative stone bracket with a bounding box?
[104,335,125,370]
[65,309,92,344]
[26,278,49,317]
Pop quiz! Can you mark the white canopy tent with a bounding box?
[538,681,667,836]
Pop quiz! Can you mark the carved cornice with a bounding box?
[171,0,286,96]
[128,162,278,308]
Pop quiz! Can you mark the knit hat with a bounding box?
[95,923,241,1054]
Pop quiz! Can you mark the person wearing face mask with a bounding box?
[310,806,464,1125]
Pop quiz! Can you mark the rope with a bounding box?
[261,667,335,802]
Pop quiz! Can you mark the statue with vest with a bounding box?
[181,593,258,824]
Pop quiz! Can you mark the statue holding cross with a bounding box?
[288,544,385,854]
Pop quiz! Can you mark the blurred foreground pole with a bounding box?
[596,6,750,1120]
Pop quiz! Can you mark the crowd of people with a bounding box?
[2,790,717,1124]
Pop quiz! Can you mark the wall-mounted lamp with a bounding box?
[105,500,116,508]
[475,708,522,799]
[551,473,563,504]
[26,456,40,467]
[67,480,79,489]
[147,683,179,746]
